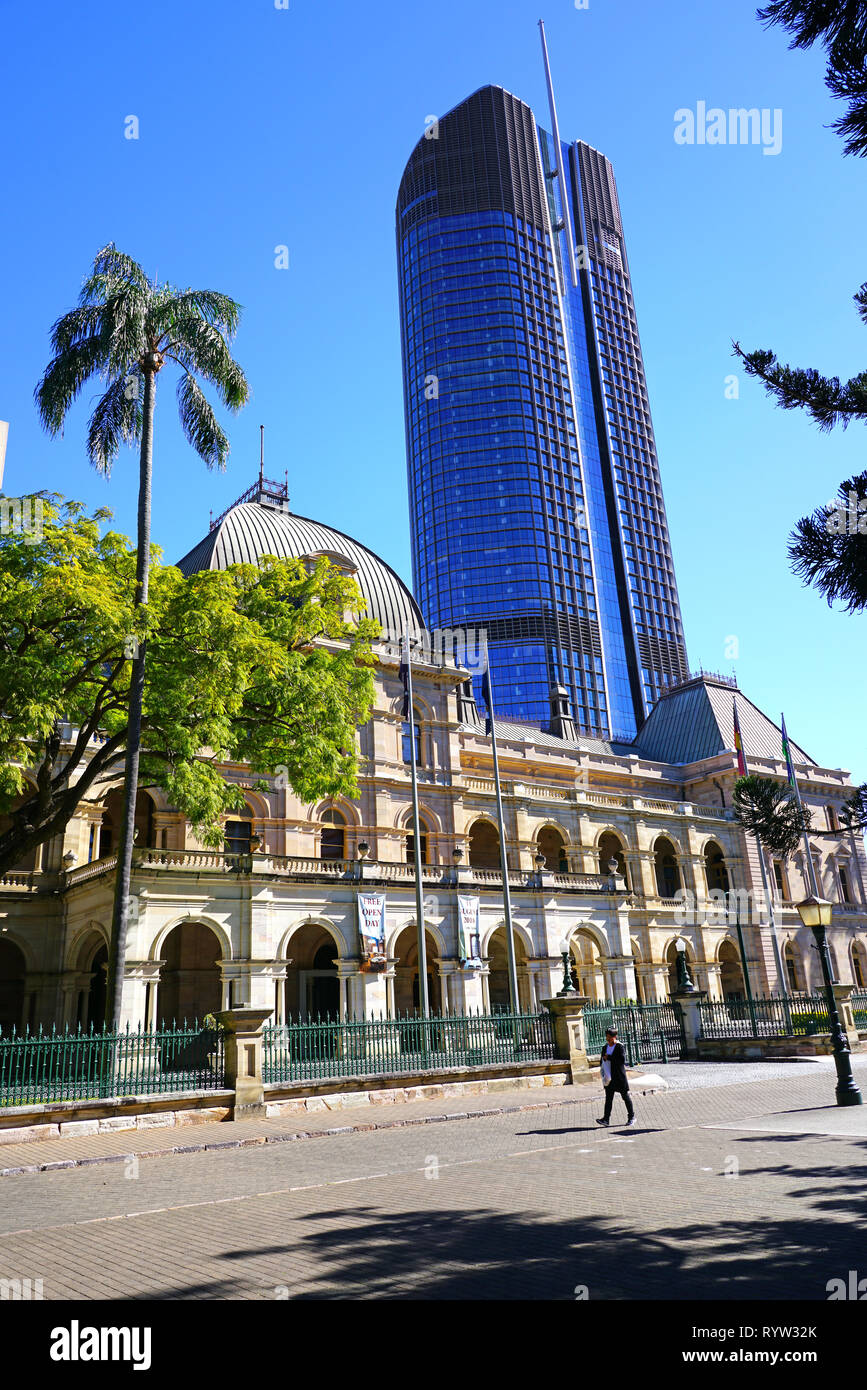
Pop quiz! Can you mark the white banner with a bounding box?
[358,891,387,971]
[457,895,482,968]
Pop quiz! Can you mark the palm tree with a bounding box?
[35,244,249,1028]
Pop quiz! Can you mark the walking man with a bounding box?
[596,1026,636,1127]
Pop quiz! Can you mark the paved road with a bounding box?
[1,1061,864,1301]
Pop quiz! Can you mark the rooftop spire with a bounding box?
[208,426,290,530]
[538,18,578,289]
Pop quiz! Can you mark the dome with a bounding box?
[175,497,424,638]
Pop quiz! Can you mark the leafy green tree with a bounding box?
[758,1,867,156]
[0,499,378,1018]
[34,245,249,1028]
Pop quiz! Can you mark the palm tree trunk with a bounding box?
[105,368,156,1030]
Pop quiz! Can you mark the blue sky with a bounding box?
[2,0,865,781]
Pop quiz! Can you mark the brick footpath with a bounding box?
[0,1063,864,1300]
[0,1072,614,1176]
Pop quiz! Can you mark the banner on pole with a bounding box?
[358,892,387,971]
[457,895,482,968]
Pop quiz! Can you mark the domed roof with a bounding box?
[175,497,424,638]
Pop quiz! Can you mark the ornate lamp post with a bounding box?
[796,894,862,1106]
[674,937,697,993]
[558,937,576,997]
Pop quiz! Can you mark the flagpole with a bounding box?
[481,655,520,1014]
[782,714,821,899]
[734,698,787,996]
[403,630,430,1019]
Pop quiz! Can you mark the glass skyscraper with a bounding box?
[396,85,688,740]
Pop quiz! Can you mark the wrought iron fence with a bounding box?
[262,1008,556,1084]
[583,1000,683,1063]
[851,990,867,1029]
[699,992,830,1040]
[0,1022,226,1107]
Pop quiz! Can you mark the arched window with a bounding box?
[598,831,626,882]
[320,808,346,861]
[100,787,156,856]
[838,863,853,904]
[655,838,681,898]
[538,826,567,872]
[0,785,39,871]
[402,717,423,766]
[0,938,26,1033]
[224,804,253,856]
[851,943,866,989]
[785,942,803,993]
[704,842,730,894]
[773,861,790,902]
[406,818,429,866]
[468,820,500,870]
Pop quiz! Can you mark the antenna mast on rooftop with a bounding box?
[259,424,265,489]
[538,18,578,289]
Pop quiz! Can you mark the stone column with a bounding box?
[671,987,707,1059]
[540,995,594,1084]
[217,1007,273,1120]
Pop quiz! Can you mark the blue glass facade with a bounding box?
[397,87,688,738]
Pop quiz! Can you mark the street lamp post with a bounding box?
[558,937,576,997]
[796,894,862,1107]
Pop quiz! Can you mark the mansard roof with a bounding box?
[632,675,814,769]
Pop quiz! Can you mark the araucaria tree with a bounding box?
[733,772,867,855]
[734,5,867,610]
[0,499,378,1009]
[35,245,249,1028]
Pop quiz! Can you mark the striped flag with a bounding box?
[732,698,747,778]
[781,713,799,794]
[398,634,410,718]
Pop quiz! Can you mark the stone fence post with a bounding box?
[671,988,707,1059]
[831,984,858,1040]
[217,1008,273,1120]
[541,996,594,1084]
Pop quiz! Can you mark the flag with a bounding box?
[781,713,798,794]
[398,635,410,718]
[480,666,492,736]
[732,698,747,778]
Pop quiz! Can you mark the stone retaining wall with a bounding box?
[696,1035,834,1060]
[0,1060,570,1143]
[264,1061,570,1116]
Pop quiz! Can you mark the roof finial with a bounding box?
[259,425,265,489]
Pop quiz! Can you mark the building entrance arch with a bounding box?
[156,922,222,1026]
